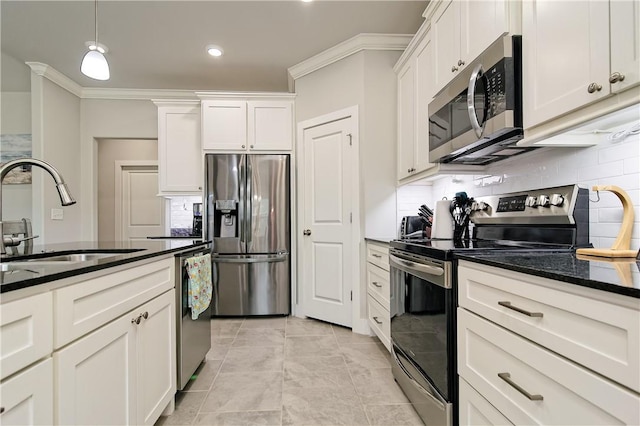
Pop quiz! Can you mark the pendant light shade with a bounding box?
[81,48,110,80]
[81,0,109,80]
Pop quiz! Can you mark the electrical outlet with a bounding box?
[51,208,64,220]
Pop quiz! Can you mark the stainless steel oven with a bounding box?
[389,249,455,426]
[389,185,590,426]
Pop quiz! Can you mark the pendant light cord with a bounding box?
[94,0,99,46]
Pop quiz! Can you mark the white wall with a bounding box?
[432,123,640,251]
[80,98,158,240]
[362,50,401,238]
[1,91,32,221]
[30,74,81,244]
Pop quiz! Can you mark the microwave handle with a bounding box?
[467,63,485,138]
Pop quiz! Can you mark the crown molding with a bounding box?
[82,88,198,100]
[287,33,414,82]
[151,99,201,107]
[196,91,296,100]
[26,62,83,98]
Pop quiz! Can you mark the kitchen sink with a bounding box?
[18,253,119,263]
[1,249,144,265]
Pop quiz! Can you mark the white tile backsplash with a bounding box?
[395,182,433,236]
[429,122,640,251]
[169,196,202,229]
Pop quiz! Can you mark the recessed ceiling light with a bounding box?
[207,45,224,57]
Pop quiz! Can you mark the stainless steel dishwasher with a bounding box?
[176,249,212,390]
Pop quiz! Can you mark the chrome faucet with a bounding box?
[0,158,76,255]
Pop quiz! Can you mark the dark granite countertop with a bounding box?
[365,237,396,244]
[456,251,640,298]
[0,240,210,294]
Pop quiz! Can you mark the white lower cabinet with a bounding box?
[55,290,175,426]
[458,309,640,425]
[365,241,391,351]
[0,358,53,425]
[459,378,512,426]
[457,261,640,425]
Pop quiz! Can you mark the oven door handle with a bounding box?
[389,254,444,277]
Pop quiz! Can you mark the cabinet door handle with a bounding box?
[141,311,149,320]
[498,372,543,401]
[0,407,5,414]
[250,145,254,149]
[587,83,602,93]
[451,65,459,72]
[609,72,625,83]
[372,316,383,325]
[242,145,246,149]
[498,301,543,318]
[131,315,142,325]
[458,59,465,66]
[372,281,383,288]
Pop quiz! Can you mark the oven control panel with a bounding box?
[496,195,527,212]
[470,185,586,225]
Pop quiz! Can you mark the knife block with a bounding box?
[576,185,638,258]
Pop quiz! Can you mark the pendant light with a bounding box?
[81,0,110,80]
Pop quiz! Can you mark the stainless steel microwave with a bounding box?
[428,35,536,165]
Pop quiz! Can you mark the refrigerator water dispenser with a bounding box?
[214,200,238,238]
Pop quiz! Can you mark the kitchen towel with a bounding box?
[431,199,454,239]
[186,253,212,320]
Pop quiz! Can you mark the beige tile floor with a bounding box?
[156,316,423,426]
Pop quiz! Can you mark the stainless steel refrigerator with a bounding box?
[205,154,290,316]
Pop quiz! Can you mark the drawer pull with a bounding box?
[498,301,543,318]
[372,316,383,325]
[498,372,543,401]
[371,253,382,258]
[372,281,383,288]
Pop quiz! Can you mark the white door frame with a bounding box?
[114,160,165,241]
[295,106,368,334]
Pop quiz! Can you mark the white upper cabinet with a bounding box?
[414,31,436,174]
[397,61,416,181]
[431,0,514,94]
[610,0,640,93]
[396,24,437,182]
[201,100,248,151]
[154,100,202,195]
[247,101,293,151]
[200,95,294,152]
[523,0,611,129]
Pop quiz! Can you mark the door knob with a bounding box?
[303,229,311,236]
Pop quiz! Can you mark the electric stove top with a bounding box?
[390,238,573,261]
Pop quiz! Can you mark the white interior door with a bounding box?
[301,116,354,327]
[115,162,166,241]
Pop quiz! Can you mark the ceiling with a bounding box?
[1,1,427,93]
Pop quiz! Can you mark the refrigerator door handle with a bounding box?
[212,253,288,264]
[246,157,253,245]
[239,155,246,248]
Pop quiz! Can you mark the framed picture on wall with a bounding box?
[0,133,32,184]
